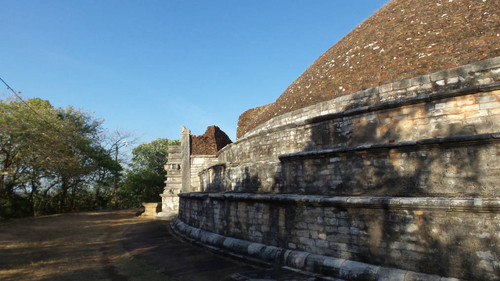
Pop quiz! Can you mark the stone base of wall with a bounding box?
[178,193,500,281]
[172,218,462,281]
[180,59,500,279]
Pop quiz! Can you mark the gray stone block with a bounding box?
[261,245,282,263]
[283,250,310,269]
[247,243,266,257]
[404,271,441,281]
[411,75,431,86]
[339,260,380,281]
[375,267,407,281]
[322,256,346,277]
[203,232,225,248]
[222,238,252,255]
[393,79,412,90]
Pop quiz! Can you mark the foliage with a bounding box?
[119,138,179,207]
[0,98,120,219]
[0,97,178,219]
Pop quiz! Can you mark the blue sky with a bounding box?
[2,0,389,146]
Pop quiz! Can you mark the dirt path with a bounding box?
[0,210,263,281]
[0,210,170,280]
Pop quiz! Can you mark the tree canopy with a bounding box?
[119,138,179,207]
[0,97,178,219]
[0,98,120,218]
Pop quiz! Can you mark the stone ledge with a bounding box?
[160,194,178,198]
[279,133,500,161]
[190,155,217,158]
[234,57,500,142]
[171,218,464,281]
[219,81,500,159]
[177,193,500,213]
[309,81,500,124]
[198,163,227,176]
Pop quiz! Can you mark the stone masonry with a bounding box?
[169,1,500,279]
[157,144,181,218]
[175,58,500,281]
[200,58,500,194]
[157,125,232,218]
[176,194,500,281]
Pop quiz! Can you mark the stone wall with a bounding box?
[202,58,500,193]
[279,134,499,197]
[171,1,500,277]
[177,58,500,280]
[190,155,218,192]
[158,126,230,218]
[176,193,500,280]
[188,125,232,191]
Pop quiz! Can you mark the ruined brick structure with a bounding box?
[157,126,231,218]
[165,0,500,280]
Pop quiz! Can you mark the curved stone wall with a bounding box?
[175,58,500,280]
[176,193,500,280]
[202,58,500,193]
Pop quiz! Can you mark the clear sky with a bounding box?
[2,0,389,146]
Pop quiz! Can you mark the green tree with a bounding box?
[120,138,179,207]
[0,98,120,218]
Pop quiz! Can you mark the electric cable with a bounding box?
[0,76,59,130]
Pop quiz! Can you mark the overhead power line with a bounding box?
[0,76,55,128]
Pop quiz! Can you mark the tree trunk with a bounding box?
[59,179,68,213]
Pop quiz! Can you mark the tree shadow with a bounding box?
[277,94,498,280]
[203,164,264,193]
[192,88,498,280]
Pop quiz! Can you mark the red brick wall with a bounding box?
[190,126,232,155]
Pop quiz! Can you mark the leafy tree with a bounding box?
[0,96,180,219]
[120,138,179,207]
[0,98,120,218]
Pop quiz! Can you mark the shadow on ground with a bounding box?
[123,218,326,281]
[123,218,260,281]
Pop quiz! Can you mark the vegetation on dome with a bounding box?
[237,0,500,138]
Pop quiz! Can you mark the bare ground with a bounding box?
[0,210,162,280]
[0,210,260,281]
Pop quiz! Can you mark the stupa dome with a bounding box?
[237,0,500,138]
